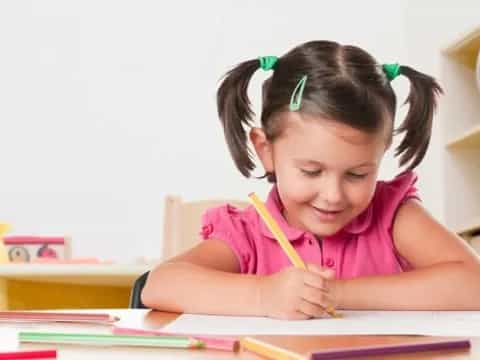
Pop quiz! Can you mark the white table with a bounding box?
[1,309,478,359]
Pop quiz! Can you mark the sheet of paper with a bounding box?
[161,311,480,336]
[0,328,19,350]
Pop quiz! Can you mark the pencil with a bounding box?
[0,311,119,323]
[0,349,57,359]
[248,193,339,318]
[310,338,471,359]
[248,193,306,269]
[241,337,305,360]
[112,326,239,352]
[19,332,204,349]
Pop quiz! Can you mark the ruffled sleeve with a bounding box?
[376,171,419,233]
[200,204,256,273]
[374,171,419,270]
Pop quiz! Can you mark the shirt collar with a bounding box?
[260,186,305,242]
[259,185,373,240]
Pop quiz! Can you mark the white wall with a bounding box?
[0,0,444,261]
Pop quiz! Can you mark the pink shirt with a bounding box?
[200,171,418,279]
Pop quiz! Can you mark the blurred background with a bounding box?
[0,0,479,262]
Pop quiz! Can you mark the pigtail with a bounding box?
[217,60,261,178]
[394,66,443,170]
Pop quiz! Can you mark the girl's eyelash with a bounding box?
[347,172,368,179]
[301,169,322,177]
[300,169,368,179]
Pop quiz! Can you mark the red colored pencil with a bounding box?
[0,349,57,359]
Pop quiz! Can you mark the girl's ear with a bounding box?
[249,127,274,173]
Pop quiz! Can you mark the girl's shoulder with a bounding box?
[373,170,419,231]
[342,171,419,236]
[200,203,259,273]
[200,202,263,246]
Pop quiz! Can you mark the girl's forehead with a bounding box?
[274,112,387,166]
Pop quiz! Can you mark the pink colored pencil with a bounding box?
[0,311,119,323]
[0,349,57,359]
[112,326,239,352]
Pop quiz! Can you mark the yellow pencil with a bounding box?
[249,193,306,269]
[241,337,305,360]
[248,193,339,318]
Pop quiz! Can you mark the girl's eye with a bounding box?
[347,172,368,179]
[301,169,322,177]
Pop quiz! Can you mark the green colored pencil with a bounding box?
[19,331,205,349]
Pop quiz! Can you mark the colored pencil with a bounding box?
[0,311,119,324]
[19,332,204,349]
[241,337,305,360]
[112,326,239,351]
[249,193,306,269]
[311,339,471,359]
[0,349,57,359]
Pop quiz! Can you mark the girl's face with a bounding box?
[252,113,388,237]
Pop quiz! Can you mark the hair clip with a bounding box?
[289,75,308,111]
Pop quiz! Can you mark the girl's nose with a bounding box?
[318,175,344,206]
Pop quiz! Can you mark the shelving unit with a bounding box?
[0,263,150,310]
[446,125,480,149]
[441,27,480,245]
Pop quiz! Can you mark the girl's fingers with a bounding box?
[307,264,335,279]
[301,284,333,308]
[291,311,312,320]
[303,271,330,292]
[297,298,329,319]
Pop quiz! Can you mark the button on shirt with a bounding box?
[201,171,418,279]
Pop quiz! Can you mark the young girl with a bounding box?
[142,40,480,319]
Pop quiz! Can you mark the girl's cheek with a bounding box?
[281,179,315,203]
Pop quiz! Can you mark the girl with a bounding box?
[142,40,480,319]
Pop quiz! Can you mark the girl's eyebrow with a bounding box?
[293,159,377,168]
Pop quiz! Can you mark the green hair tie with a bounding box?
[289,75,308,111]
[258,56,278,71]
[382,63,401,81]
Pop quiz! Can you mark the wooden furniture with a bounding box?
[441,26,480,249]
[161,195,248,260]
[7,309,480,359]
[0,263,151,310]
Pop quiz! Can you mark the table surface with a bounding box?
[1,309,478,359]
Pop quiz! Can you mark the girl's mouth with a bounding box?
[311,206,343,222]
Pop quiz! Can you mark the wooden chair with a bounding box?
[161,196,248,260]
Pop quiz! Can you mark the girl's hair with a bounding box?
[217,40,443,180]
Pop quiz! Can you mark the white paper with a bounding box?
[0,328,19,350]
[161,311,480,337]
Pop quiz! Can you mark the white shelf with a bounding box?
[441,26,480,234]
[446,125,480,149]
[443,26,480,69]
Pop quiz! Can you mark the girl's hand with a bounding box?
[257,264,336,320]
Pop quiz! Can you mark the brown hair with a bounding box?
[217,40,442,180]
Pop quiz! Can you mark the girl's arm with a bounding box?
[335,199,480,310]
[142,239,335,319]
[141,239,264,315]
